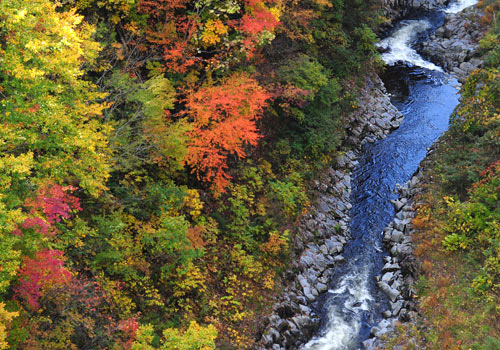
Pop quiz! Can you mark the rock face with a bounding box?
[380,0,450,26]
[419,6,484,82]
[256,74,403,350]
[345,76,403,147]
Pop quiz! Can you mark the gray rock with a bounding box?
[382,272,394,282]
[391,230,404,243]
[382,310,393,318]
[287,320,299,335]
[382,262,400,272]
[262,334,273,346]
[320,244,329,255]
[391,300,403,316]
[377,281,400,302]
[304,287,316,302]
[362,338,376,350]
[268,327,280,342]
[391,278,402,291]
[298,275,309,289]
[299,304,311,315]
[336,155,347,168]
[393,199,405,211]
[300,254,314,267]
[316,282,328,293]
[326,239,343,254]
[305,269,318,284]
[460,61,475,72]
[334,255,345,263]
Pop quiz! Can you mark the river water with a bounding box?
[301,1,476,349]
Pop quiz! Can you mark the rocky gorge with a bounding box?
[362,169,425,349]
[256,74,404,350]
[256,1,485,349]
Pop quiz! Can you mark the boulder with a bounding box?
[377,281,400,302]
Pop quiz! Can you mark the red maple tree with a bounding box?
[185,73,270,192]
[14,249,72,310]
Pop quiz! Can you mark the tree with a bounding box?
[162,321,217,350]
[0,0,111,292]
[15,184,82,237]
[185,73,270,192]
[14,250,72,310]
[0,0,112,195]
[138,0,281,74]
[0,303,18,350]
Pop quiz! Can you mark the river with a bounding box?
[300,1,475,349]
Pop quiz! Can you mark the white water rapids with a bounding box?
[445,0,478,14]
[300,1,477,350]
[377,0,478,70]
[302,268,373,350]
[377,20,443,71]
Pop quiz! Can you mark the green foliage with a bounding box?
[353,24,379,55]
[278,54,330,100]
[131,324,156,350]
[105,71,189,174]
[442,174,500,292]
[143,214,200,265]
[269,172,309,219]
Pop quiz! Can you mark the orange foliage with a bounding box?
[185,73,270,193]
[240,8,280,35]
[139,0,198,73]
[187,226,207,249]
[139,0,281,72]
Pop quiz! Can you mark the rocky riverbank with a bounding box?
[255,74,403,350]
[362,138,451,349]
[361,168,425,349]
[418,5,485,82]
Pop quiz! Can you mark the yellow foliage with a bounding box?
[0,0,112,196]
[172,262,207,298]
[259,230,289,261]
[231,245,263,281]
[269,6,281,21]
[162,321,217,350]
[262,271,276,290]
[200,19,228,47]
[0,303,18,350]
[312,0,333,7]
[183,189,204,219]
[131,324,156,350]
[0,152,33,188]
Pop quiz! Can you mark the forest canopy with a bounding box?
[0,0,386,348]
